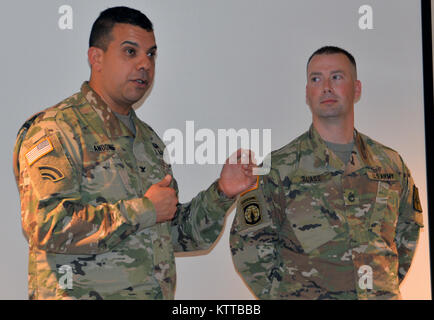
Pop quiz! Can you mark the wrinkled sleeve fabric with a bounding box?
[395,158,424,283]
[229,168,286,299]
[14,116,158,255]
[170,178,235,252]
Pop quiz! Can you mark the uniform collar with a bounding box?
[81,81,134,138]
[306,124,374,173]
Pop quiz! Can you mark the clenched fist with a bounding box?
[145,174,178,223]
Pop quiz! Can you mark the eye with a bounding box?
[147,50,157,58]
[125,47,136,56]
[310,76,320,83]
[332,74,343,80]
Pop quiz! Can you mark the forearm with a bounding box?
[171,180,235,252]
[230,222,283,299]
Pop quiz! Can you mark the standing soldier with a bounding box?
[230,46,423,299]
[13,6,256,300]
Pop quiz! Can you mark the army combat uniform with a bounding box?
[13,82,234,300]
[230,125,423,299]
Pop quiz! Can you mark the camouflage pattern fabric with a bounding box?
[230,125,423,300]
[13,82,234,300]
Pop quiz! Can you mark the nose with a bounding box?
[322,78,333,93]
[137,53,152,72]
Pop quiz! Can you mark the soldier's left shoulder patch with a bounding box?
[235,177,272,235]
[25,137,54,166]
[241,195,262,226]
[413,185,423,213]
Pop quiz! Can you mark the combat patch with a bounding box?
[25,137,54,166]
[413,185,422,213]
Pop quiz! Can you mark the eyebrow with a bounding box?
[121,41,158,51]
[308,70,345,77]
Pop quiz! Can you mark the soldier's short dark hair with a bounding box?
[307,46,357,77]
[89,6,153,51]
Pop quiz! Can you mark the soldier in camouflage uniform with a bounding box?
[230,46,423,299]
[13,7,256,300]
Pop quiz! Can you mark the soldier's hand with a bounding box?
[218,149,258,198]
[145,175,178,223]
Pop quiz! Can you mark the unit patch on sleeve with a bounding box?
[241,195,262,226]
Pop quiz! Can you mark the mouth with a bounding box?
[320,99,338,104]
[131,79,149,88]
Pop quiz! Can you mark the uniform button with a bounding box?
[348,192,355,202]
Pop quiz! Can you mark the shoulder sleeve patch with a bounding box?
[21,132,78,201]
[236,179,271,235]
[25,137,54,166]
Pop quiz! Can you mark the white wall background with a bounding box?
[0,0,430,299]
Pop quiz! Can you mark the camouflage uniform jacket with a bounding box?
[230,125,423,299]
[13,82,234,299]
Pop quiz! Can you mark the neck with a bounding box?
[313,117,354,144]
[88,78,132,115]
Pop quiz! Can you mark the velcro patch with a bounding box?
[25,137,53,166]
[413,185,423,213]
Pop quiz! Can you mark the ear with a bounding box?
[354,80,362,103]
[88,47,104,72]
[305,84,309,105]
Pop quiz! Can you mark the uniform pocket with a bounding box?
[285,172,338,253]
[81,151,134,204]
[367,172,400,247]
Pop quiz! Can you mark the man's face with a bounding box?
[306,53,361,122]
[90,23,157,111]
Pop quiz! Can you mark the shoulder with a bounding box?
[360,132,406,169]
[268,131,308,179]
[136,117,166,146]
[16,91,84,143]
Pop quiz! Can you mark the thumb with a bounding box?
[156,174,172,187]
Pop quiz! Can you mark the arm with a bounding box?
[169,149,255,252]
[229,168,286,299]
[170,178,235,252]
[14,119,158,255]
[395,160,424,283]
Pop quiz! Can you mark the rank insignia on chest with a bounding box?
[241,195,262,225]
